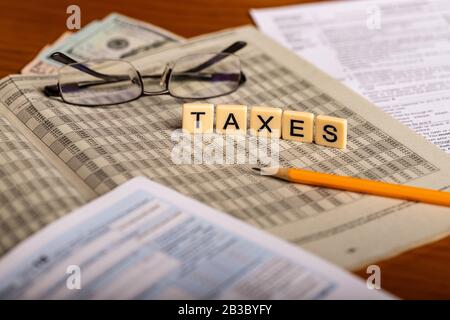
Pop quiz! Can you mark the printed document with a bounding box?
[0,177,391,299]
[251,0,450,153]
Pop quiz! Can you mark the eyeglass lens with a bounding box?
[58,60,143,106]
[168,53,241,99]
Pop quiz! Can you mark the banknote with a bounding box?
[21,13,184,75]
[21,31,73,75]
[21,20,103,74]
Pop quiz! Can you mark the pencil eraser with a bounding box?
[282,110,314,143]
[216,104,247,135]
[250,106,282,138]
[182,103,214,134]
[314,115,347,149]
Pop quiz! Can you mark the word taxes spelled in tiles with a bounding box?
[182,103,347,149]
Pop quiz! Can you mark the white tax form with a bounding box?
[0,177,391,299]
[251,0,450,153]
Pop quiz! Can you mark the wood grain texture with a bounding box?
[0,0,449,299]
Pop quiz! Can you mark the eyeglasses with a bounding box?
[44,41,247,106]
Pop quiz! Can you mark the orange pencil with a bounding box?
[253,167,450,207]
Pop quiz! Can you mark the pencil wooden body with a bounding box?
[272,168,450,207]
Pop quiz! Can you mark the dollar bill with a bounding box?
[21,13,184,75]
[21,32,73,75]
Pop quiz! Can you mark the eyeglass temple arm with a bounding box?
[183,41,247,73]
[49,52,124,80]
[180,41,246,85]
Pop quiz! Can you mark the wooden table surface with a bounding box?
[0,0,449,299]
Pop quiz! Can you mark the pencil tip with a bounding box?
[253,166,281,176]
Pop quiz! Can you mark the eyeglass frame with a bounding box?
[43,41,248,106]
